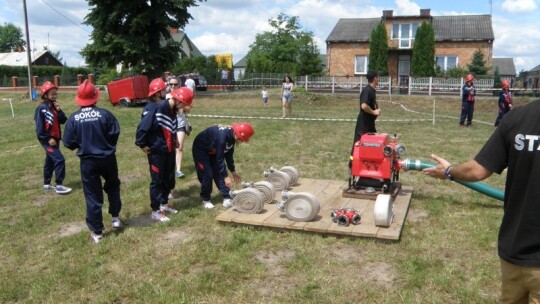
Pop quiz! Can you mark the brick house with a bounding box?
[326,9,494,87]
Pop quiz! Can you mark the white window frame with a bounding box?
[354,55,368,75]
[435,55,459,71]
[391,23,419,49]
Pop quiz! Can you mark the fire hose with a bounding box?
[242,181,276,204]
[229,188,265,214]
[263,168,291,191]
[277,190,320,222]
[400,159,504,201]
[280,166,300,186]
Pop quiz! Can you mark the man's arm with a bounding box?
[423,154,493,182]
[360,103,380,116]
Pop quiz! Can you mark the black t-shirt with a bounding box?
[356,85,378,134]
[475,99,540,267]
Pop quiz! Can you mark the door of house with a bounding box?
[398,55,411,92]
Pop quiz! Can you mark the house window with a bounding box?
[391,23,419,49]
[355,55,368,74]
[435,56,458,70]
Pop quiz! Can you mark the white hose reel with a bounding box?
[263,165,300,191]
[276,190,320,222]
[229,188,265,214]
[374,194,393,227]
[241,181,276,204]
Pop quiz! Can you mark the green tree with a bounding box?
[367,23,388,75]
[81,0,205,78]
[467,49,490,76]
[411,21,435,77]
[173,55,219,83]
[493,67,501,88]
[245,13,322,75]
[0,23,26,52]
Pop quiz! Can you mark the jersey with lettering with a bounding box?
[34,100,67,143]
[475,99,540,267]
[63,105,120,158]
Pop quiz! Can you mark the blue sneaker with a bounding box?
[55,185,72,194]
[175,171,185,178]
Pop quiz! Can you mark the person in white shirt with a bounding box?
[185,74,196,93]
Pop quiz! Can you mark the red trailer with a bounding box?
[106,76,149,106]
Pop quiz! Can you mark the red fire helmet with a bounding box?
[170,87,194,106]
[75,80,100,107]
[465,74,475,83]
[231,122,254,142]
[40,81,58,98]
[501,80,510,89]
[148,78,167,97]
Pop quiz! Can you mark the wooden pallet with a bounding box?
[216,178,414,241]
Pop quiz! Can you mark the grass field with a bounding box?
[0,89,533,303]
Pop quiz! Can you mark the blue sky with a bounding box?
[0,0,538,72]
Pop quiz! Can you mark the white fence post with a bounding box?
[429,77,432,96]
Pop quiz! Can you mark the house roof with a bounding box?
[234,55,247,67]
[326,15,494,42]
[529,64,540,72]
[492,58,516,76]
[0,50,58,66]
[169,31,203,57]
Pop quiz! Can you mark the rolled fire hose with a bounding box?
[280,166,300,186]
[263,168,291,191]
[401,159,504,201]
[276,190,320,222]
[229,188,265,214]
[242,181,276,204]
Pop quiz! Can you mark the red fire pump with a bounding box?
[346,133,405,197]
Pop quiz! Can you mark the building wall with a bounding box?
[326,42,370,77]
[434,41,493,71]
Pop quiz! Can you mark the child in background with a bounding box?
[261,86,269,106]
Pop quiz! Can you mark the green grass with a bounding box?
[0,89,532,303]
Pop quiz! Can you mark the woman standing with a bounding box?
[281,76,294,118]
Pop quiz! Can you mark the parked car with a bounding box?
[179,74,208,91]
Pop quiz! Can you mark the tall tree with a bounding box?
[493,67,501,88]
[467,49,490,76]
[81,0,204,77]
[245,13,322,75]
[367,23,388,75]
[0,23,26,52]
[411,21,435,77]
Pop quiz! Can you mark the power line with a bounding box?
[39,0,91,34]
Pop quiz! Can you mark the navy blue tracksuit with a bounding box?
[34,100,67,185]
[135,99,177,211]
[460,83,476,126]
[192,125,237,201]
[63,106,121,234]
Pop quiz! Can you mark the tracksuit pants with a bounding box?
[460,101,474,126]
[147,153,175,211]
[192,148,230,201]
[80,155,122,234]
[40,143,66,185]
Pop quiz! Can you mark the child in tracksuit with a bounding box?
[192,123,254,209]
[460,74,476,127]
[63,80,122,244]
[494,80,513,127]
[34,81,72,194]
[136,87,194,222]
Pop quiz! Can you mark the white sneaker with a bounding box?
[222,198,233,208]
[111,217,123,229]
[151,210,170,222]
[55,185,72,194]
[168,193,174,199]
[160,204,178,214]
[202,201,215,209]
[90,232,103,244]
[43,184,56,191]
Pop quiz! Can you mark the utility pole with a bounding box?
[22,0,33,101]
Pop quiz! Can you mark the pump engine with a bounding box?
[347,133,405,197]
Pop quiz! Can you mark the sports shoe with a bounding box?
[55,185,72,194]
[168,193,174,199]
[175,171,185,178]
[202,201,215,209]
[111,217,123,229]
[43,184,56,191]
[222,198,233,208]
[160,204,178,214]
[151,210,170,222]
[90,232,103,244]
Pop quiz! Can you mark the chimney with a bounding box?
[169,28,178,34]
[383,10,393,19]
[420,9,431,17]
